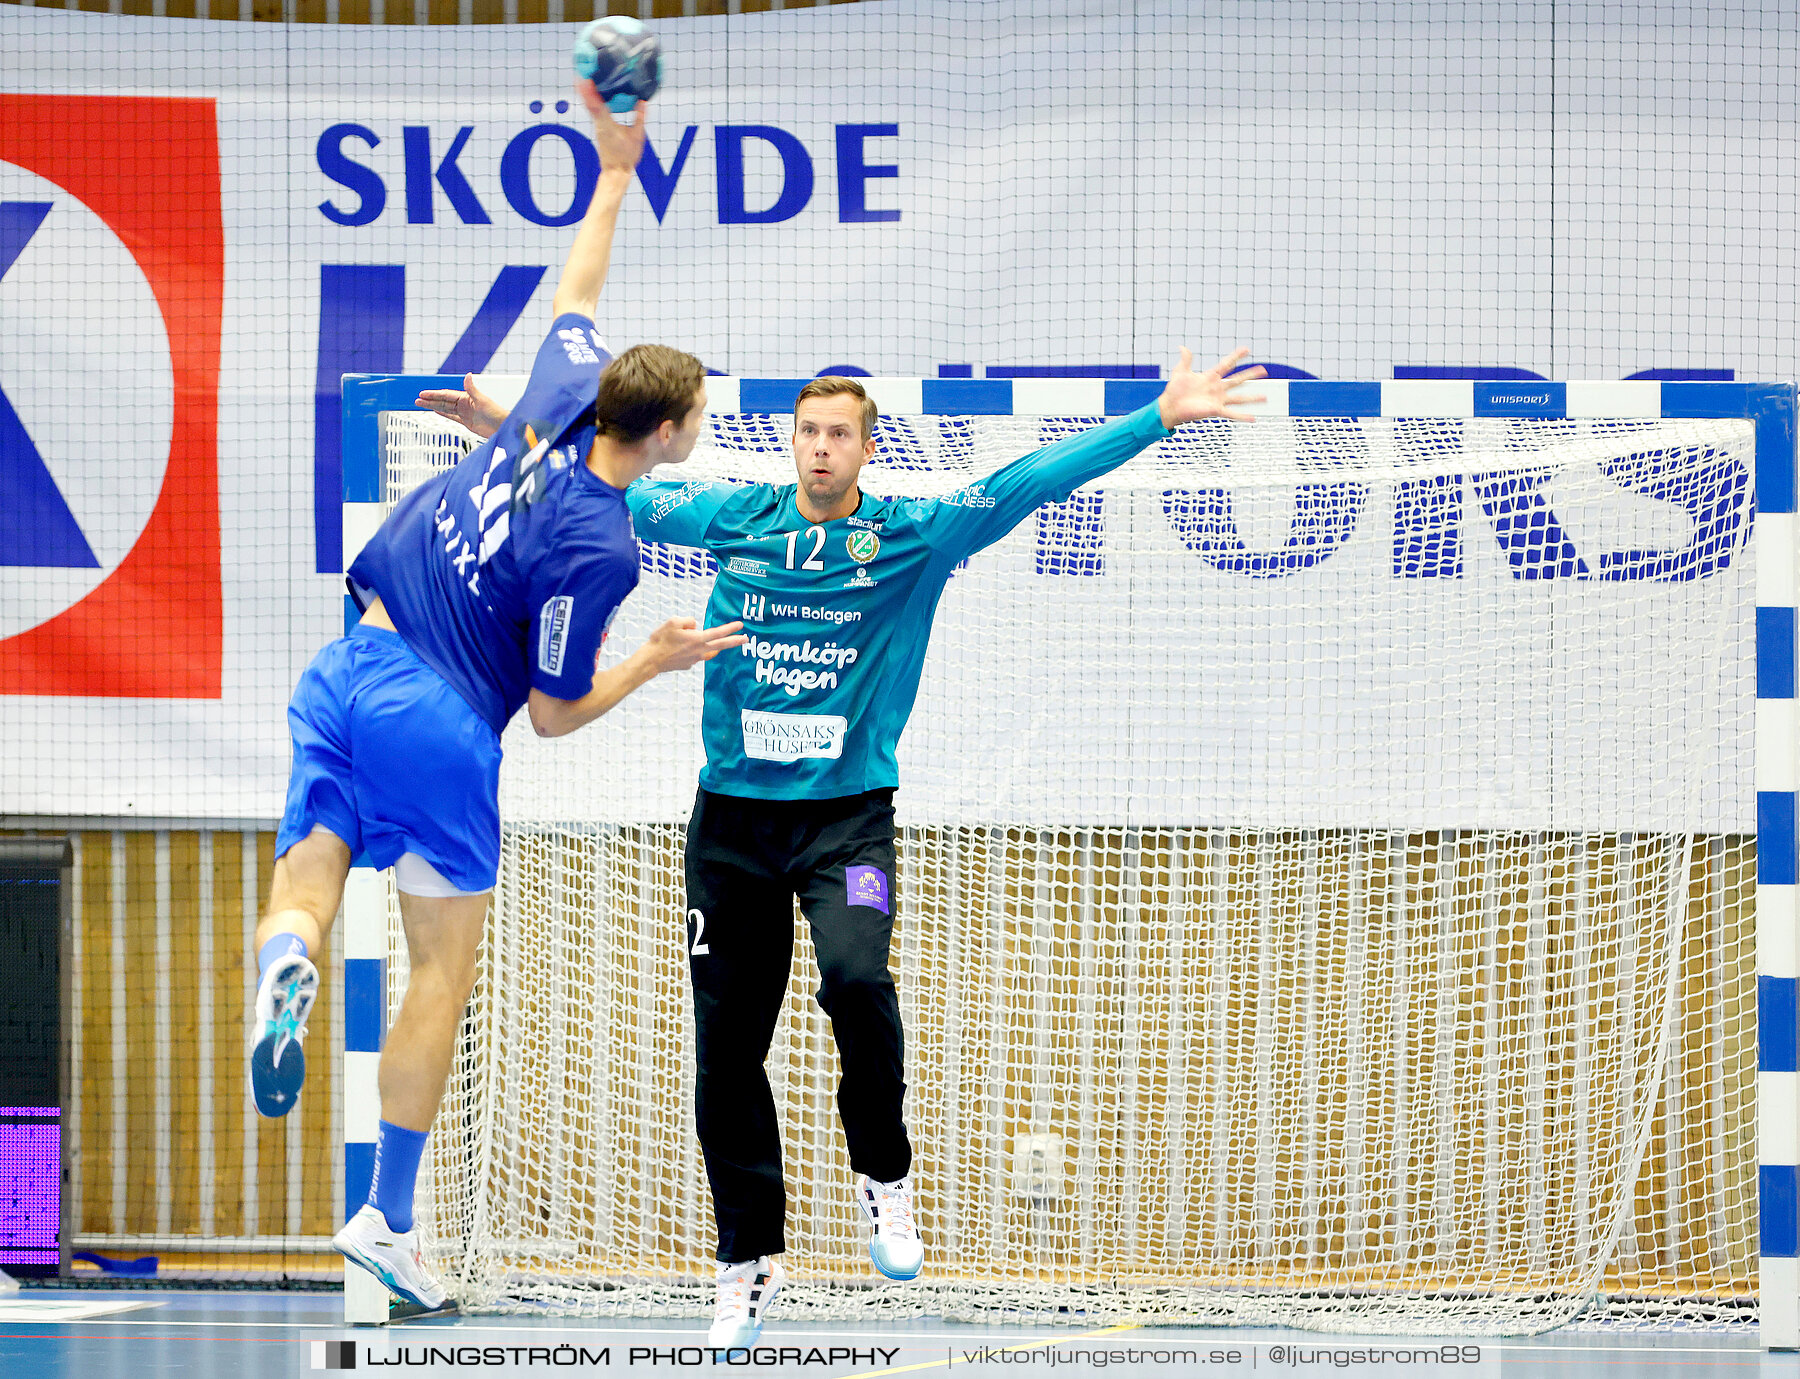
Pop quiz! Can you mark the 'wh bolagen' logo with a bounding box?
[0,97,223,698]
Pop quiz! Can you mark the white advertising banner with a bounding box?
[0,3,1781,823]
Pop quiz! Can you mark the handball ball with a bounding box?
[572,17,662,114]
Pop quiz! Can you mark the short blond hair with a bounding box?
[596,344,707,443]
[794,376,879,444]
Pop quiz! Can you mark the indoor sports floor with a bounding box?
[0,1289,1792,1378]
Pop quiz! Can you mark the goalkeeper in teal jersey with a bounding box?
[420,349,1265,1347]
[631,371,1228,794]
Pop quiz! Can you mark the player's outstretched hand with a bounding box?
[643,617,748,675]
[576,78,648,176]
[416,373,506,441]
[1157,348,1268,429]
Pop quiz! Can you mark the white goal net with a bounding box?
[372,403,1758,1334]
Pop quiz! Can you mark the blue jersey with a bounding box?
[348,315,637,734]
[627,403,1172,800]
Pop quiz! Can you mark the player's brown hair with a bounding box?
[595,344,708,443]
[794,376,879,443]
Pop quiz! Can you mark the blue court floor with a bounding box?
[0,1289,1794,1378]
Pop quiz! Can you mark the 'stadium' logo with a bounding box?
[846,529,879,563]
[0,96,223,697]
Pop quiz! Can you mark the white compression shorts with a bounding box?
[392,849,485,899]
[304,824,485,899]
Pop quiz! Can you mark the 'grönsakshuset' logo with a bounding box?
[0,96,223,697]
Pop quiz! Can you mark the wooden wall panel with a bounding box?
[209,833,250,1240]
[167,831,202,1237]
[5,828,338,1271]
[73,831,113,1235]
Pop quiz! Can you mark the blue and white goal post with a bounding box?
[336,373,1799,1340]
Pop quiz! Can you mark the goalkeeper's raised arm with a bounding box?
[443,348,1269,555]
[908,347,1266,559]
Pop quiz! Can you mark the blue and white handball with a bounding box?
[572,16,662,114]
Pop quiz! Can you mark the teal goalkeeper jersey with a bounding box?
[625,402,1172,800]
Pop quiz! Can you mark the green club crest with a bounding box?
[846,530,880,563]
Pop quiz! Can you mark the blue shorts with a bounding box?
[275,626,503,894]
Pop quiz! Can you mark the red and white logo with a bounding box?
[0,96,221,697]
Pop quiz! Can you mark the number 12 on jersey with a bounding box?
[785,526,826,571]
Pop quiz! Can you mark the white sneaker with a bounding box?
[249,952,318,1118]
[707,1256,784,1351]
[333,1204,449,1311]
[857,1175,924,1281]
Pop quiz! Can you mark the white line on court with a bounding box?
[0,1299,166,1321]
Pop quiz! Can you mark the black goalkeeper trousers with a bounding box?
[684,785,913,1264]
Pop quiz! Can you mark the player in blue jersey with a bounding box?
[424,351,1266,1345]
[250,80,744,1314]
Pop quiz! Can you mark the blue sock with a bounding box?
[257,932,307,979]
[369,1120,429,1233]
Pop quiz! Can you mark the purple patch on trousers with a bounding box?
[845,864,890,914]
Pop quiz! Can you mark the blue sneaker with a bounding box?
[857,1176,924,1281]
[250,953,318,1118]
